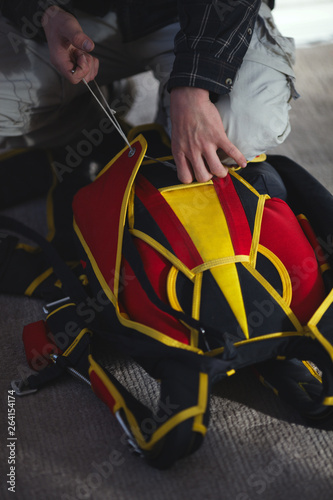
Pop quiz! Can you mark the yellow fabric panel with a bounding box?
[162,184,249,339]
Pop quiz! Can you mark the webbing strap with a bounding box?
[122,227,234,354]
[0,215,88,304]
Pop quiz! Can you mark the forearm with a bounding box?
[168,0,261,95]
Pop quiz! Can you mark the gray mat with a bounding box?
[1,44,333,500]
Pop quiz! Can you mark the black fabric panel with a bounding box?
[198,271,244,348]
[236,263,296,338]
[231,174,260,234]
[133,195,175,254]
[132,127,172,159]
[317,302,333,349]
[238,161,287,200]
[140,163,180,190]
[255,251,283,296]
[0,149,53,209]
[175,271,194,316]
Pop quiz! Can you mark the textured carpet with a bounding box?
[0,44,333,500]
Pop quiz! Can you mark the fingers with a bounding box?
[69,51,99,83]
[217,136,247,170]
[174,154,195,184]
[174,149,218,184]
[70,30,95,53]
[68,31,98,83]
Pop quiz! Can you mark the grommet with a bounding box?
[225,78,233,86]
[247,27,253,35]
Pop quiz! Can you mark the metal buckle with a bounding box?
[50,354,91,387]
[11,379,37,396]
[115,411,143,456]
[43,296,71,314]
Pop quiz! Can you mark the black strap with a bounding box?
[122,227,232,352]
[0,215,88,304]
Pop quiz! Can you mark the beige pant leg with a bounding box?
[0,11,144,150]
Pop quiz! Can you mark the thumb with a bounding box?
[70,30,95,52]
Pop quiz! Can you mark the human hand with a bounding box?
[42,6,99,83]
[170,87,247,183]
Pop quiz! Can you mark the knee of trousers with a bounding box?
[215,80,292,164]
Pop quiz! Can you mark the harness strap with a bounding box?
[0,215,88,304]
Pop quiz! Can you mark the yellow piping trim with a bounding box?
[192,372,209,436]
[167,267,183,312]
[249,195,269,267]
[320,263,331,274]
[307,289,333,361]
[248,153,267,163]
[257,244,292,306]
[227,369,236,377]
[74,219,117,306]
[307,324,333,362]
[15,243,40,253]
[323,396,333,406]
[63,328,91,357]
[159,180,214,193]
[46,302,76,319]
[130,229,195,281]
[161,182,249,339]
[204,331,307,357]
[230,170,263,198]
[308,288,333,326]
[115,301,202,353]
[192,273,203,320]
[127,185,135,230]
[74,219,201,353]
[89,356,208,450]
[242,261,303,331]
[302,361,322,383]
[127,123,171,147]
[259,374,279,396]
[24,267,55,296]
[113,137,147,299]
[191,255,249,274]
[166,268,200,347]
[0,148,27,161]
[95,141,138,180]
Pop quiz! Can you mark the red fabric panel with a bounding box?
[72,140,144,292]
[260,198,326,324]
[119,243,191,345]
[22,320,62,371]
[297,216,329,267]
[213,176,252,255]
[135,174,204,268]
[90,370,117,414]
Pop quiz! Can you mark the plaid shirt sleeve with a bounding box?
[168,0,261,95]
